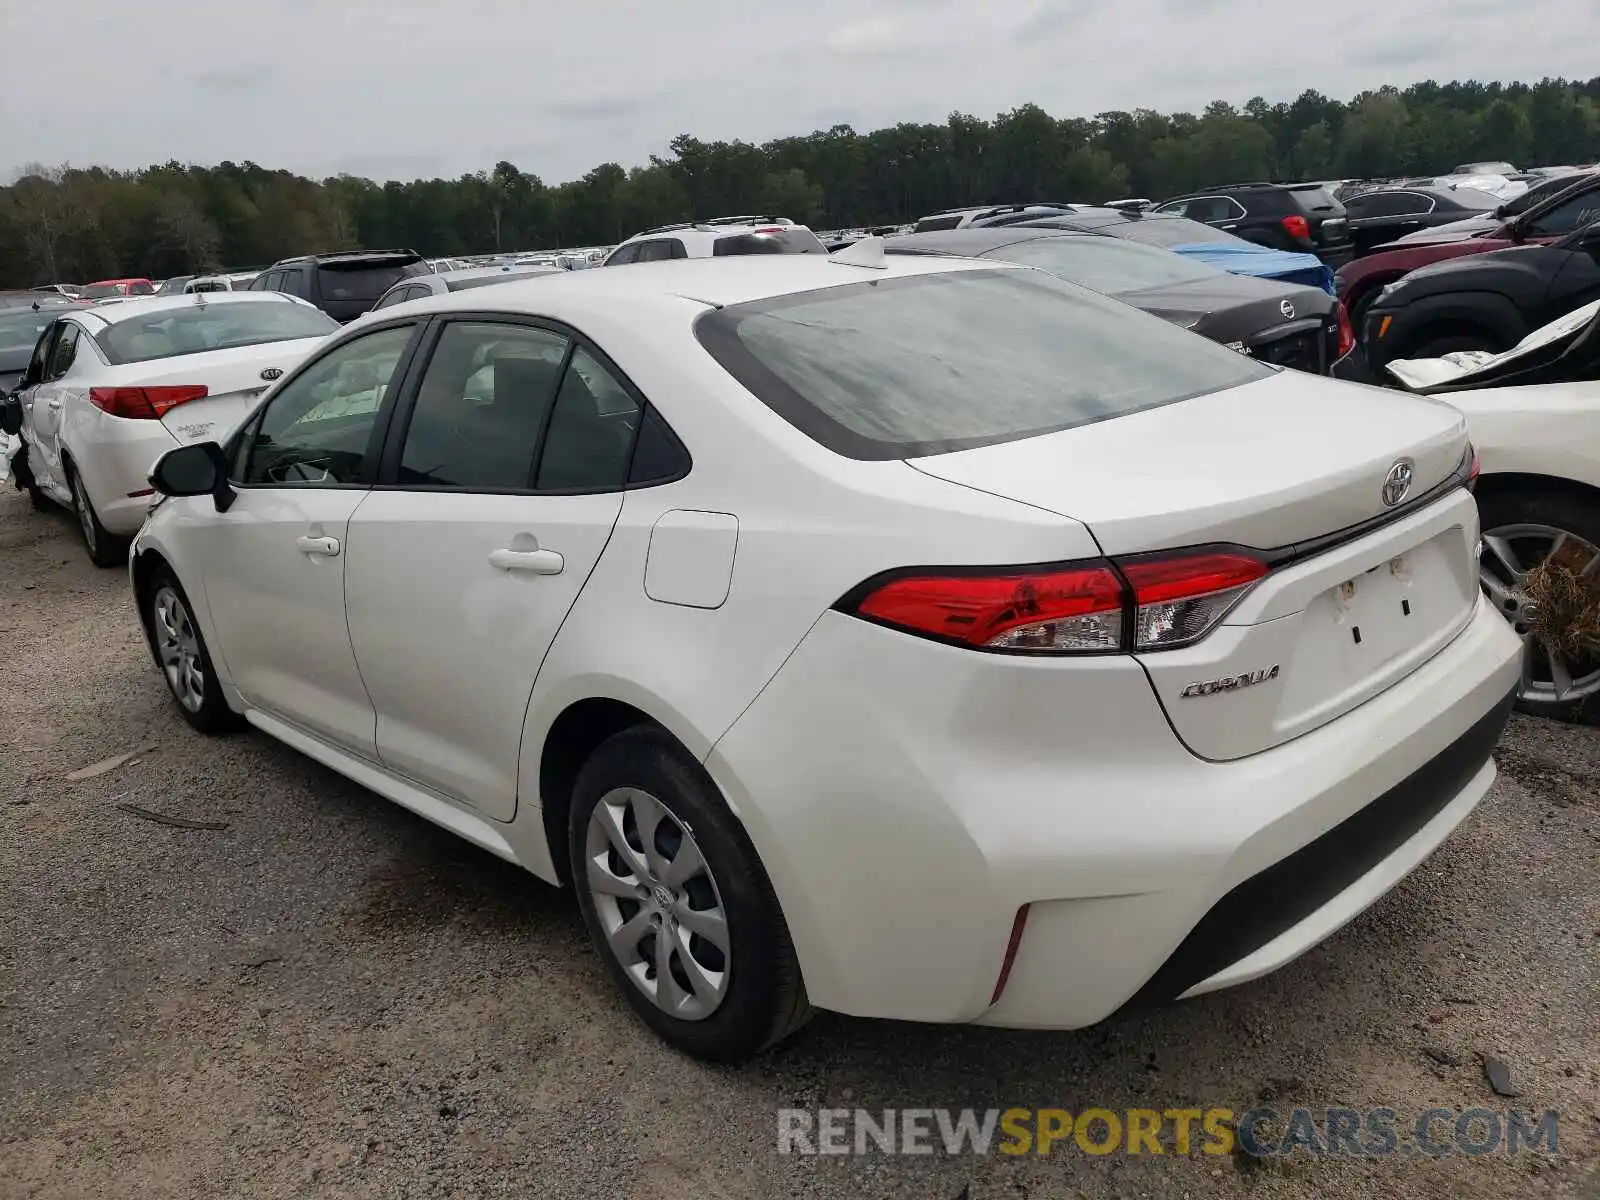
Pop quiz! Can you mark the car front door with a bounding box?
[192,321,423,755]
[1539,226,1600,325]
[25,320,85,497]
[343,317,641,820]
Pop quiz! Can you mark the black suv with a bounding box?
[1153,183,1353,264]
[248,250,429,322]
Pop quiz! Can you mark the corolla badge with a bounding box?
[1279,299,1295,319]
[1180,665,1280,698]
[260,367,283,381]
[1382,458,1414,507]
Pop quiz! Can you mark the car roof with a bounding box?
[62,290,313,325]
[388,250,1001,315]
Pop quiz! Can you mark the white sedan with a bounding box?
[127,246,1520,1060]
[7,292,337,565]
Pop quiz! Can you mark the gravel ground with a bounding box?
[1,486,1597,1200]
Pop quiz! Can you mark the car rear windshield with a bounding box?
[97,302,339,365]
[695,267,1270,460]
[913,215,966,232]
[0,308,63,371]
[316,258,426,302]
[1286,185,1345,214]
[79,282,126,299]
[712,230,828,256]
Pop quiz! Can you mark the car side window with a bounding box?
[1528,192,1600,237]
[535,347,643,490]
[397,321,570,489]
[1153,201,1187,217]
[22,321,60,387]
[633,240,675,263]
[240,324,415,487]
[43,323,81,381]
[606,243,641,266]
[373,286,409,311]
[1184,197,1235,223]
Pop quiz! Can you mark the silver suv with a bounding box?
[603,216,828,264]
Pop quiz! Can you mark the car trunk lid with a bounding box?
[139,336,324,445]
[908,370,1480,758]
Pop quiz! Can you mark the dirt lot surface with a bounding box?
[1,488,1597,1200]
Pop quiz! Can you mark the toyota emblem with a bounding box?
[1381,459,1414,507]
[1279,299,1295,319]
[260,367,283,381]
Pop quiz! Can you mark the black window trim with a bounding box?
[224,316,429,491]
[371,311,691,497]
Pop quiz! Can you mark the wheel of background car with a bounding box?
[1477,485,1600,719]
[143,566,244,734]
[568,725,811,1062]
[67,462,129,568]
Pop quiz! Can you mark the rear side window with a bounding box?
[127,281,156,296]
[535,347,642,490]
[97,303,338,364]
[316,260,425,303]
[712,229,828,256]
[913,215,966,232]
[696,268,1270,460]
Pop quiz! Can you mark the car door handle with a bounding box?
[294,535,340,557]
[46,399,61,410]
[488,547,564,575]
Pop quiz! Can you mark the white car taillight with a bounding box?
[843,550,1270,655]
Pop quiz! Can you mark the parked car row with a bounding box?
[10,223,1600,1065]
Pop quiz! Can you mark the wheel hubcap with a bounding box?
[584,787,730,1021]
[152,586,205,712]
[1479,523,1600,704]
[73,476,95,550]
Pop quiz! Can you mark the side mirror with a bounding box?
[1,394,21,436]
[150,441,236,511]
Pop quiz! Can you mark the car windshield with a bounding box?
[0,308,63,371]
[1286,185,1344,214]
[316,259,424,302]
[712,230,829,256]
[79,282,125,299]
[695,267,1269,460]
[981,235,1221,294]
[1104,217,1243,248]
[97,302,338,365]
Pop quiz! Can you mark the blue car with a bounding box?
[970,207,1336,295]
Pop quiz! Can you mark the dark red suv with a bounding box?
[1336,174,1600,330]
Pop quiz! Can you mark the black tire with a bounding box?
[568,726,810,1062]
[1477,485,1600,722]
[9,444,50,510]
[66,461,129,568]
[141,564,244,734]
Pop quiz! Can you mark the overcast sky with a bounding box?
[3,0,1595,185]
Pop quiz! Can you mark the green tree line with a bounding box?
[3,77,1597,287]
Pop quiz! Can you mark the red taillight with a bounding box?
[1335,301,1355,357]
[853,563,1125,652]
[88,385,208,420]
[753,227,786,234]
[1121,551,1268,650]
[845,550,1269,655]
[1282,214,1311,241]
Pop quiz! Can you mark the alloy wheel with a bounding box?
[152,585,206,712]
[1480,522,1600,705]
[584,786,731,1021]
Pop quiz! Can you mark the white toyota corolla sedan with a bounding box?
[127,244,1522,1061]
[7,291,337,565]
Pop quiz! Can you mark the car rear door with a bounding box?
[26,320,86,494]
[343,316,641,820]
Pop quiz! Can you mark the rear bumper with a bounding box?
[707,594,1521,1028]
